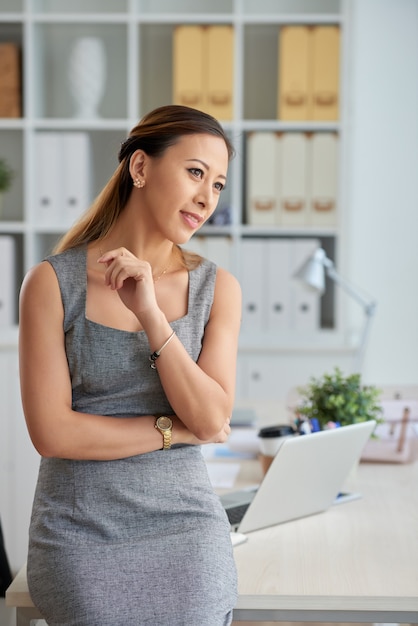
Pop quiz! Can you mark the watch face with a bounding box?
[157,416,172,431]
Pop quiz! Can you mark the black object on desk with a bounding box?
[0,518,12,597]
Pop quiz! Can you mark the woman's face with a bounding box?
[136,133,229,244]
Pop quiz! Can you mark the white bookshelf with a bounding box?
[0,0,356,572]
[0,0,354,403]
[0,0,347,342]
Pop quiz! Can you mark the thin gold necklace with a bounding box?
[98,246,171,283]
[153,259,171,283]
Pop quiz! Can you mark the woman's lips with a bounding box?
[180,211,203,229]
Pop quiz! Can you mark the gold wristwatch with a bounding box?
[155,416,173,450]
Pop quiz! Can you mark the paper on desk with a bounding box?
[201,427,259,460]
[205,462,241,488]
[228,427,259,455]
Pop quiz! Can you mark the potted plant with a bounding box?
[0,158,13,192]
[295,367,383,431]
[0,158,14,217]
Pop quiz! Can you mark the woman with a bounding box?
[19,105,241,625]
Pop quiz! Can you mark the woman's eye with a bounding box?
[214,181,224,192]
[189,168,203,178]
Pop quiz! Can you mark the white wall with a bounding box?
[0,344,39,574]
[345,0,418,385]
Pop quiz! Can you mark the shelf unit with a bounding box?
[0,0,348,353]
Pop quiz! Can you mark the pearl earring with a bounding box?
[133,178,145,189]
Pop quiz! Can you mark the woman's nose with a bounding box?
[194,183,213,208]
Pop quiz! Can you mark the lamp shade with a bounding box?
[292,246,377,373]
[293,247,328,294]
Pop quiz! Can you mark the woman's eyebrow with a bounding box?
[186,158,227,180]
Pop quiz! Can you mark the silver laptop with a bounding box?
[221,420,376,534]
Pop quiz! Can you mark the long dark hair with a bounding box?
[54,105,234,254]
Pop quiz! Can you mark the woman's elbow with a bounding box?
[191,411,230,441]
[28,432,59,458]
[25,418,65,458]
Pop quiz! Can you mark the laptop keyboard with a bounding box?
[226,503,250,526]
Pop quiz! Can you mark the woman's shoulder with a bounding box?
[190,257,240,294]
[20,259,61,309]
[213,266,241,310]
[45,245,85,270]
[21,246,86,313]
[214,265,240,291]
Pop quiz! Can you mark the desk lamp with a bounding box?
[294,247,377,373]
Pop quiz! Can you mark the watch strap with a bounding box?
[155,416,173,450]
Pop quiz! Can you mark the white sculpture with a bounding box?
[68,37,107,119]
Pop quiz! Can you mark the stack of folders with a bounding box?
[278,25,340,121]
[173,25,234,121]
[240,238,321,335]
[34,132,92,228]
[0,236,15,326]
[246,131,338,228]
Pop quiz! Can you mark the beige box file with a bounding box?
[310,26,340,120]
[309,132,338,226]
[205,26,234,120]
[278,26,310,120]
[246,132,279,226]
[280,133,309,226]
[173,25,205,110]
[173,25,233,120]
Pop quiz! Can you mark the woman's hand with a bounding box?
[98,247,159,317]
[173,415,232,446]
[203,416,231,444]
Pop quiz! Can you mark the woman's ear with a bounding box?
[129,149,147,180]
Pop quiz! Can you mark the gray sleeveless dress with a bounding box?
[27,246,237,626]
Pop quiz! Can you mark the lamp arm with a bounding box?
[323,260,377,373]
[324,263,377,317]
[353,312,374,373]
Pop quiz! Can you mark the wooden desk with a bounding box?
[6,461,418,624]
[232,460,418,622]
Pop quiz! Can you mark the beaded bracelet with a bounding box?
[149,330,176,369]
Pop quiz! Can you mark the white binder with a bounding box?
[309,132,338,227]
[35,132,62,225]
[240,239,265,334]
[205,236,232,272]
[62,132,91,226]
[246,132,278,226]
[289,238,321,332]
[0,236,15,326]
[182,236,206,259]
[184,236,232,272]
[266,239,292,332]
[280,133,309,226]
